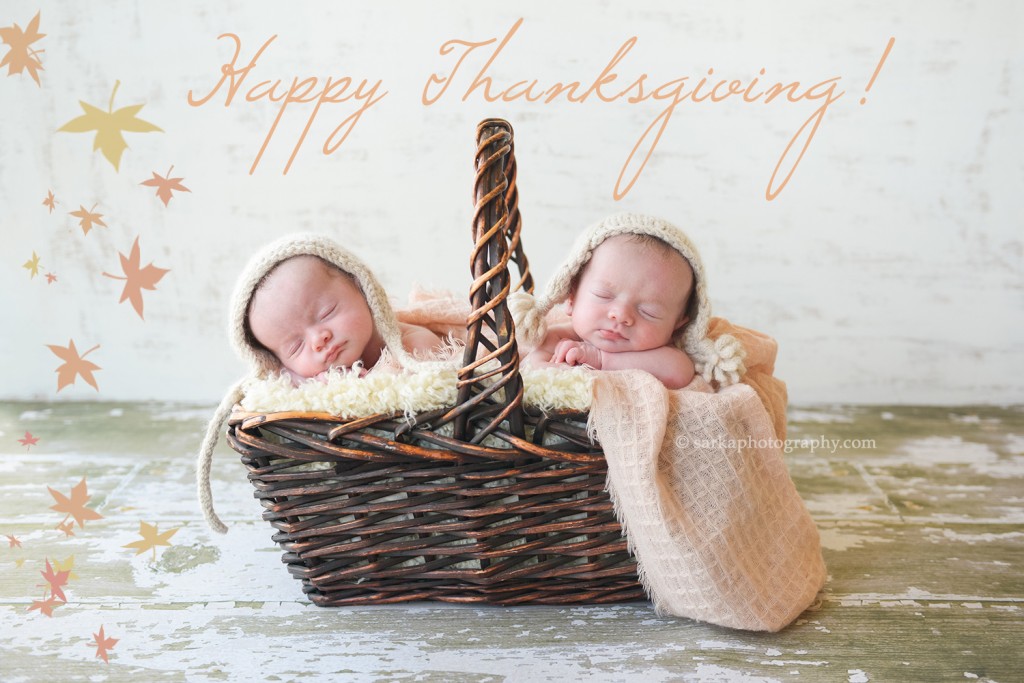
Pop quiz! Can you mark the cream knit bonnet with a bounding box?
[510,213,746,386]
[198,233,421,533]
[228,233,418,377]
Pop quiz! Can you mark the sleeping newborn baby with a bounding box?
[515,213,746,390]
[523,233,696,389]
[225,233,446,386]
[197,232,447,534]
[246,253,442,384]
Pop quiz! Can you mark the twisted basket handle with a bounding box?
[451,119,531,443]
[501,124,534,296]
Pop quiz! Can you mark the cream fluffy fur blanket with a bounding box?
[239,288,594,415]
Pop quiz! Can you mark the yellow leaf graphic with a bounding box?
[54,555,79,581]
[58,81,162,171]
[123,522,178,560]
[22,251,42,278]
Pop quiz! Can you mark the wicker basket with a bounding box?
[226,119,644,606]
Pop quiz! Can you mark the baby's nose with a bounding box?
[609,305,633,325]
[312,328,331,350]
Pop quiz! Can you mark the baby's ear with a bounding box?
[674,314,690,332]
[565,293,575,316]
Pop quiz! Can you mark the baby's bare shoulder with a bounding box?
[399,321,432,335]
[399,322,444,352]
[541,323,578,344]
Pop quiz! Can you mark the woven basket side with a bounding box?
[226,117,644,607]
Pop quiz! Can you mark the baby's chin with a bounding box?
[586,333,669,354]
[586,334,638,353]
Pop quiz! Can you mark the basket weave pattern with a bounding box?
[227,120,643,606]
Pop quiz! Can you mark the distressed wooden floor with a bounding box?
[2,402,1022,682]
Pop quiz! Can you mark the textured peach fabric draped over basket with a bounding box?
[399,290,825,630]
[591,320,826,632]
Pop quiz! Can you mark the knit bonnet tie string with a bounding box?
[197,378,245,534]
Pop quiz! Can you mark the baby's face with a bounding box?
[567,235,693,354]
[248,256,378,379]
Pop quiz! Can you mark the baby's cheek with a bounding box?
[624,326,648,349]
[570,314,591,336]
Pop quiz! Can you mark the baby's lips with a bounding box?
[324,342,346,365]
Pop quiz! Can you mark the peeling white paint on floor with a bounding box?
[2,402,1022,681]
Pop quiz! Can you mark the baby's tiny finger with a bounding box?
[551,340,570,364]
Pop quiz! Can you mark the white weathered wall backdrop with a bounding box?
[1,0,1021,404]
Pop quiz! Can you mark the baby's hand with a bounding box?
[551,339,603,369]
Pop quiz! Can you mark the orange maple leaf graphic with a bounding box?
[92,625,118,663]
[0,11,45,86]
[6,534,21,548]
[101,237,169,320]
[68,204,107,236]
[57,520,76,537]
[48,477,104,529]
[42,189,57,212]
[27,556,69,617]
[19,431,40,450]
[45,272,57,284]
[46,339,101,392]
[39,558,71,602]
[123,522,178,560]
[22,251,42,278]
[141,165,191,207]
[58,80,162,171]
[27,595,63,617]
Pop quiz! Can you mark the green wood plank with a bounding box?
[4,519,1022,604]
[1,401,1021,681]
[3,601,1021,682]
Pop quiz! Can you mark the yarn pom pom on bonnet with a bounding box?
[510,213,746,386]
[229,232,422,378]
